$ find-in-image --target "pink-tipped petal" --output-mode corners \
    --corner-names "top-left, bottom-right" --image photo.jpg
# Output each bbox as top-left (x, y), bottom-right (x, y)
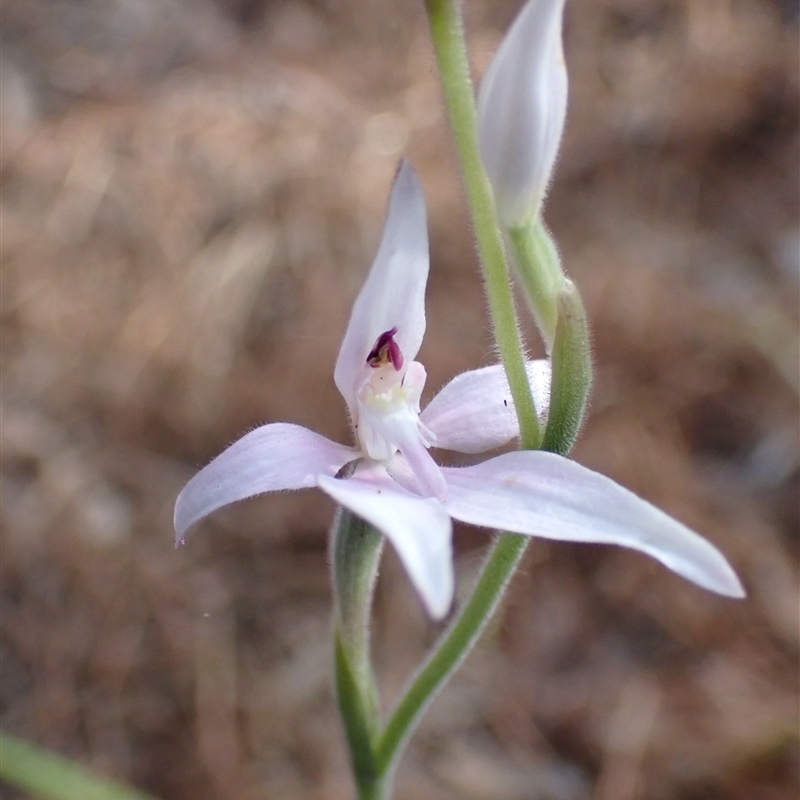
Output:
top-left (175, 423), bottom-right (357, 543)
top-left (318, 467), bottom-right (453, 619)
top-left (421, 360), bottom-right (551, 454)
top-left (442, 452), bottom-right (745, 598)
top-left (334, 160), bottom-right (429, 416)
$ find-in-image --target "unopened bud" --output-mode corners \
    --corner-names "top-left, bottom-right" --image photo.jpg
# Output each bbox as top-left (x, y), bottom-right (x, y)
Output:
top-left (477, 0), bottom-right (568, 228)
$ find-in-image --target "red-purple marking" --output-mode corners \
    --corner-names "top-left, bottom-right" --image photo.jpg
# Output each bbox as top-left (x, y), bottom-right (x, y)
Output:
top-left (367, 327), bottom-right (404, 371)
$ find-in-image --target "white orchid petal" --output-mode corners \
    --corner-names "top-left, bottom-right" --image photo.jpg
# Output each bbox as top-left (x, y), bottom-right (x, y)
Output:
top-left (174, 423), bottom-right (357, 543)
top-left (442, 452), bottom-right (745, 598)
top-left (318, 468), bottom-right (453, 619)
top-left (421, 360), bottom-right (551, 454)
top-left (359, 395), bottom-right (447, 499)
top-left (385, 453), bottom-right (422, 494)
top-left (394, 424), bottom-right (448, 500)
top-left (334, 160), bottom-right (429, 417)
top-left (478, 0), bottom-right (568, 227)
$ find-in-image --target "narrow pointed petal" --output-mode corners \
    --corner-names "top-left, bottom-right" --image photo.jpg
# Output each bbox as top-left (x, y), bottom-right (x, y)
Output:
top-left (318, 468), bottom-right (454, 618)
top-left (334, 160), bottom-right (429, 415)
top-left (478, 0), bottom-right (568, 227)
top-left (393, 423), bottom-right (448, 500)
top-left (175, 423), bottom-right (358, 543)
top-left (420, 360), bottom-right (551, 454)
top-left (442, 452), bottom-right (745, 598)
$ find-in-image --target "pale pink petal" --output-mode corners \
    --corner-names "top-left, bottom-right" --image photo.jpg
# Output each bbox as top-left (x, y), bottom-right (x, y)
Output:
top-left (334, 160), bottom-right (429, 416)
top-left (385, 453), bottom-right (421, 495)
top-left (175, 423), bottom-right (358, 543)
top-left (442, 452), bottom-right (745, 598)
top-left (420, 360), bottom-right (550, 453)
top-left (318, 467), bottom-right (453, 618)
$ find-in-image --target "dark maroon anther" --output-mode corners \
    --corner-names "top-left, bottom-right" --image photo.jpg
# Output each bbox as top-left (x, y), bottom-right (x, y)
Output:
top-left (367, 327), bottom-right (404, 371)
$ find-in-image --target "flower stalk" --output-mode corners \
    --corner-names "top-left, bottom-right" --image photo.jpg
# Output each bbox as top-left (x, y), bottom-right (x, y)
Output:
top-left (332, 507), bottom-right (384, 728)
top-left (507, 216), bottom-right (593, 455)
top-left (424, 0), bottom-right (541, 451)
top-left (331, 507), bottom-right (387, 797)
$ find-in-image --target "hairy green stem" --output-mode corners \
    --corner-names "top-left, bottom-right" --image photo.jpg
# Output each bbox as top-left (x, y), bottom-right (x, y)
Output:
top-left (361, 0), bottom-right (539, 781)
top-left (333, 508), bottom-right (384, 713)
top-left (335, 2), bottom-right (587, 794)
top-left (335, 632), bottom-right (384, 797)
top-left (331, 509), bottom-right (385, 795)
top-left (375, 533), bottom-right (527, 774)
top-left (425, 0), bottom-right (540, 450)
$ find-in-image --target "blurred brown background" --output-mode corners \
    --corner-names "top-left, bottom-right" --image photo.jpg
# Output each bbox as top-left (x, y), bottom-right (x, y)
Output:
top-left (1, 1), bottom-right (798, 798)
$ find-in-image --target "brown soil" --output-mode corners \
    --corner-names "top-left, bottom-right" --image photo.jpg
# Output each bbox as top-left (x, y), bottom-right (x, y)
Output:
top-left (2, 1), bottom-right (798, 799)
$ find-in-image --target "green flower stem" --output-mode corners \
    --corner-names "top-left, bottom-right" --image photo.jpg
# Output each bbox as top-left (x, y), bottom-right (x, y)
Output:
top-left (507, 218), bottom-right (567, 351)
top-left (333, 508), bottom-right (384, 707)
top-left (0, 730), bottom-right (160, 800)
top-left (368, 0), bottom-right (538, 782)
top-left (506, 218), bottom-right (593, 455)
top-left (375, 533), bottom-right (526, 775)
top-left (425, 0), bottom-right (540, 451)
top-left (331, 509), bottom-right (385, 792)
top-left (335, 3), bottom-right (594, 796)
top-left (334, 632), bottom-right (384, 798)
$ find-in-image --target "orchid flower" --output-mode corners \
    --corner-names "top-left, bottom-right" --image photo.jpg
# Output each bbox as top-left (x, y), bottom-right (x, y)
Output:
top-left (477, 0), bottom-right (568, 228)
top-left (174, 161), bottom-right (743, 619)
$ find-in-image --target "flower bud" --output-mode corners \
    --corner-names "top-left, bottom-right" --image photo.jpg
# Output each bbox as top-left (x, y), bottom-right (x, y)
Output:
top-left (477, 0), bottom-right (568, 228)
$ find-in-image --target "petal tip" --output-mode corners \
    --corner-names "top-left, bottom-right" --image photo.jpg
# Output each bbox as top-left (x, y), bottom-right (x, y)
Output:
top-left (420, 568), bottom-right (454, 620)
top-left (394, 157), bottom-right (417, 187)
top-left (173, 491), bottom-right (192, 547)
top-left (390, 159), bottom-right (426, 223)
top-left (173, 515), bottom-right (189, 547)
top-left (703, 549), bottom-right (746, 599)
top-left (695, 553), bottom-right (746, 600)
top-left (427, 595), bottom-right (452, 621)
top-left (718, 572), bottom-right (747, 600)
top-left (421, 535), bottom-right (455, 620)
